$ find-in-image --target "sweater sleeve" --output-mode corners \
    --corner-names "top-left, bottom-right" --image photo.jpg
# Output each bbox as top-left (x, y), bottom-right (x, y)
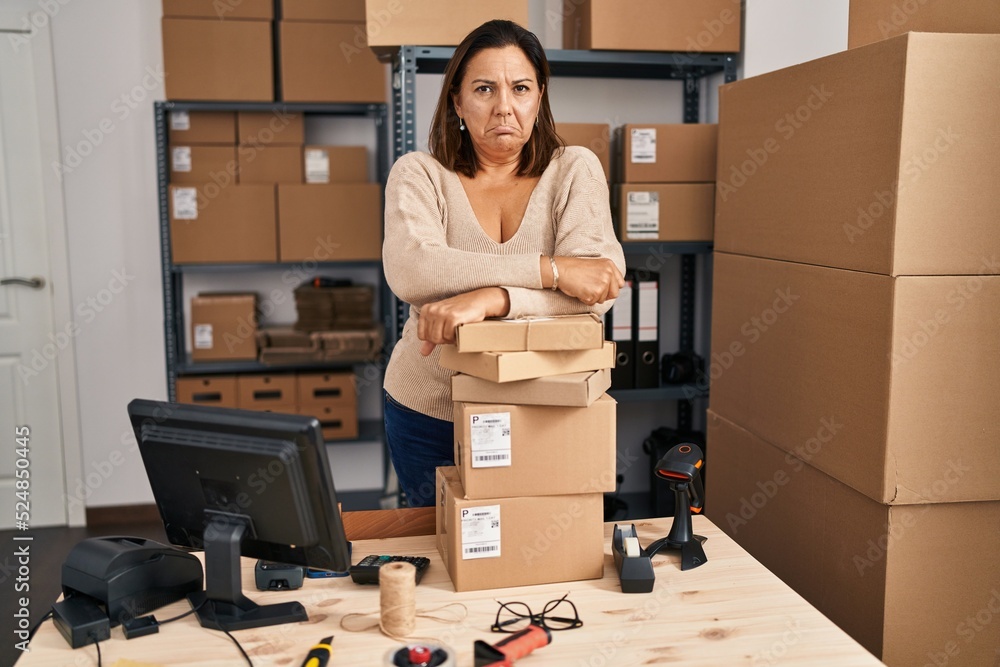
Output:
top-left (382, 154), bottom-right (544, 307)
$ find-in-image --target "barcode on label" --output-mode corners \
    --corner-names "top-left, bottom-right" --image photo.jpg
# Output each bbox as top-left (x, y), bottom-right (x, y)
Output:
top-left (464, 545), bottom-right (499, 554)
top-left (474, 454), bottom-right (510, 463)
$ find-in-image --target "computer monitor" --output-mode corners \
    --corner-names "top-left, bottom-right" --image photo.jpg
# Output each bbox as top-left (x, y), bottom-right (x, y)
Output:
top-left (127, 398), bottom-right (351, 632)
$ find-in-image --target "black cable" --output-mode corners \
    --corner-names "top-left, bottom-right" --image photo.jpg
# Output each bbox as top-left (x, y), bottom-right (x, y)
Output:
top-left (222, 628), bottom-right (253, 667)
top-left (91, 631), bottom-right (103, 667)
top-left (157, 599), bottom-right (206, 625)
top-left (27, 609), bottom-right (53, 642)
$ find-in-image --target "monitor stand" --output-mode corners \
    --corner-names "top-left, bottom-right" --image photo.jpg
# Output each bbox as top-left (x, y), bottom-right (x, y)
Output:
top-left (188, 514), bottom-right (307, 631)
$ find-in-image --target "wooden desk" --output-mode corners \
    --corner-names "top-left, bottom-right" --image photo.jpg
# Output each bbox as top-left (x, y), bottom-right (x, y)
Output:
top-left (19, 517), bottom-right (883, 666)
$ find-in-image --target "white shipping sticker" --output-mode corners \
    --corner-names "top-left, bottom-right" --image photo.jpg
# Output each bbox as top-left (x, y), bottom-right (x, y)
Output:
top-left (461, 505), bottom-right (501, 560)
top-left (194, 324), bottom-right (214, 349)
top-left (304, 148), bottom-right (331, 184)
top-left (172, 187), bottom-right (198, 220)
top-left (172, 147), bottom-right (192, 173)
top-left (638, 281), bottom-right (659, 342)
top-left (170, 111), bottom-right (190, 131)
top-left (626, 191), bottom-right (659, 240)
top-left (611, 282), bottom-right (633, 342)
top-left (470, 412), bottom-right (511, 468)
top-left (631, 128), bottom-right (656, 163)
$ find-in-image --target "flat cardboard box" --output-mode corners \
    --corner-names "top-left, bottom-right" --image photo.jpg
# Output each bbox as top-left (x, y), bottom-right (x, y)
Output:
top-left (705, 411), bottom-right (1000, 665)
top-left (169, 184), bottom-right (277, 263)
top-left (297, 372), bottom-right (357, 408)
top-left (169, 145), bottom-right (236, 185)
top-left (451, 369), bottom-right (611, 408)
top-left (848, 0), bottom-right (1000, 48)
top-left (715, 33), bottom-right (1000, 276)
top-left (280, 0), bottom-right (365, 21)
top-left (618, 124), bottom-right (718, 183)
top-left (556, 123), bottom-right (611, 180)
top-left (436, 467), bottom-right (605, 592)
top-left (366, 0), bottom-right (529, 49)
top-left (455, 314), bottom-right (604, 353)
top-left (276, 184), bottom-right (381, 262)
top-left (278, 22), bottom-right (386, 103)
top-left (237, 112), bottom-right (305, 146)
top-left (298, 405), bottom-right (359, 441)
top-left (453, 395), bottom-right (616, 499)
top-left (238, 145), bottom-right (304, 184)
top-left (563, 0), bottom-right (741, 52)
top-left (162, 0), bottom-right (273, 19)
top-left (162, 18), bottom-right (273, 101)
top-left (439, 341), bottom-right (615, 383)
top-left (303, 146), bottom-right (368, 184)
top-left (175, 376), bottom-right (239, 408)
top-left (617, 184), bottom-right (714, 242)
top-left (167, 111), bottom-right (236, 144)
top-left (190, 294), bottom-right (258, 361)
top-left (710, 252), bottom-right (1000, 504)
top-left (237, 374), bottom-right (298, 409)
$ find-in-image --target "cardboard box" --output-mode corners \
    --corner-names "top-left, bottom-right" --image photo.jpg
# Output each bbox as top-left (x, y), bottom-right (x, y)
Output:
top-left (556, 123), bottom-right (611, 180)
top-left (278, 22), bottom-right (386, 103)
top-left (366, 0), bottom-right (529, 49)
top-left (237, 112), bottom-right (305, 146)
top-left (451, 369), bottom-right (611, 408)
top-left (162, 0), bottom-right (273, 19)
top-left (175, 375), bottom-right (239, 408)
top-left (281, 0), bottom-right (365, 21)
top-left (563, 0), bottom-right (741, 52)
top-left (704, 411), bottom-right (1000, 665)
top-left (715, 33), bottom-right (1000, 276)
top-left (169, 185), bottom-right (277, 263)
top-left (298, 405), bottom-right (359, 441)
top-left (848, 0), bottom-right (1000, 49)
top-left (710, 252), bottom-right (1000, 504)
top-left (617, 184), bottom-right (714, 242)
top-left (618, 124), bottom-right (718, 183)
top-left (162, 18), bottom-right (273, 101)
top-left (168, 111), bottom-right (236, 144)
top-left (455, 314), bottom-right (604, 353)
top-left (453, 395), bottom-right (616, 499)
top-left (238, 145), bottom-right (304, 184)
top-left (439, 341), bottom-right (615, 383)
top-left (303, 146), bottom-right (369, 184)
top-left (237, 374), bottom-right (298, 409)
top-left (190, 293), bottom-right (258, 362)
top-left (297, 372), bottom-right (356, 408)
top-left (436, 467), bottom-right (605, 592)
top-left (276, 184), bottom-right (382, 262)
top-left (169, 145), bottom-right (236, 185)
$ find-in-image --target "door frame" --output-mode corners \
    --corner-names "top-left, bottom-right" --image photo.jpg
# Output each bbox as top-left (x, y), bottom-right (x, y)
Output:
top-left (1, 8), bottom-right (84, 526)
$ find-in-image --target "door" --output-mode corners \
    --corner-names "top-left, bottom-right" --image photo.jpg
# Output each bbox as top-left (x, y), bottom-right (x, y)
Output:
top-left (0, 12), bottom-right (70, 528)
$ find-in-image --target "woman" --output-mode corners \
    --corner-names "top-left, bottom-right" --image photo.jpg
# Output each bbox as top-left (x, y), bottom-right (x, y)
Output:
top-left (382, 20), bottom-right (626, 507)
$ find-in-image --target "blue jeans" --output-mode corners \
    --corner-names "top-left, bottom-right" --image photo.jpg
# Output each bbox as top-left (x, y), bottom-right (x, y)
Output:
top-left (384, 391), bottom-right (454, 507)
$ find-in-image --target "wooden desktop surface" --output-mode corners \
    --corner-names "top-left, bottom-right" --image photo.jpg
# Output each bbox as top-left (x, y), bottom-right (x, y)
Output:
top-left (19, 516), bottom-right (883, 666)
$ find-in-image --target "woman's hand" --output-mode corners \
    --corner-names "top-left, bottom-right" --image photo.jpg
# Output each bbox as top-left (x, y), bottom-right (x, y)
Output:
top-left (552, 257), bottom-right (625, 306)
top-left (417, 287), bottom-right (511, 356)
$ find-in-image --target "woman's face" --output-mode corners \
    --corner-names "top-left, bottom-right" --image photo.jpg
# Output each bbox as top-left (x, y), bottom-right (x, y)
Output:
top-left (452, 45), bottom-right (544, 164)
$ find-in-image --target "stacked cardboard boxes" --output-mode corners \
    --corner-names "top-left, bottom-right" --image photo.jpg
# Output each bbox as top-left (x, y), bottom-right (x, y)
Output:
top-left (705, 32), bottom-right (1000, 666)
top-left (435, 315), bottom-right (616, 592)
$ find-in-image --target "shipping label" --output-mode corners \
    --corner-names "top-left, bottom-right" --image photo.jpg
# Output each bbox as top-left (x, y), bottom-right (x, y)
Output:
top-left (626, 191), bottom-right (659, 240)
top-left (461, 505), bottom-right (501, 560)
top-left (470, 412), bottom-right (512, 468)
top-left (631, 128), bottom-right (657, 163)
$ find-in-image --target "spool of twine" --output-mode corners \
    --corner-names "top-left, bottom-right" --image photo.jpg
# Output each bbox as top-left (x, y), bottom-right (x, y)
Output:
top-left (379, 561), bottom-right (417, 638)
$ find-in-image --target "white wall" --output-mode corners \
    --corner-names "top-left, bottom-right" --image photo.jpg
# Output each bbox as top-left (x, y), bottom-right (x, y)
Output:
top-left (36, 0), bottom-right (851, 509)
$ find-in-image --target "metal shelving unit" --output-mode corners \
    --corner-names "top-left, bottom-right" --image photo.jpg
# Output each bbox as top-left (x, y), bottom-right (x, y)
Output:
top-left (387, 48), bottom-right (737, 430)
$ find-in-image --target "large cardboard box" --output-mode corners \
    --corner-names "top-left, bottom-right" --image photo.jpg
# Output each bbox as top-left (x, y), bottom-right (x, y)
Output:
top-left (455, 314), bottom-right (604, 353)
top-left (617, 184), bottom-right (714, 242)
top-left (169, 145), bottom-right (236, 185)
top-left (710, 252), bottom-right (1000, 504)
top-left (848, 0), bottom-right (1000, 49)
top-left (175, 376), bottom-right (239, 408)
top-left (237, 374), bottom-right (298, 410)
top-left (556, 123), bottom-right (611, 180)
top-left (237, 112), bottom-right (305, 146)
top-left (705, 411), bottom-right (1000, 666)
top-left (163, 0), bottom-right (273, 19)
top-left (190, 294), bottom-right (258, 362)
top-left (162, 18), bottom-right (273, 101)
top-left (238, 145), bottom-right (304, 184)
top-left (439, 341), bottom-right (615, 383)
top-left (276, 184), bottom-right (382, 262)
top-left (366, 0), bottom-right (529, 49)
top-left (563, 0), bottom-right (741, 52)
top-left (169, 185), bottom-right (277, 263)
top-left (278, 22), bottom-right (386, 103)
top-left (436, 467), bottom-right (605, 592)
top-left (168, 111), bottom-right (236, 144)
top-left (451, 369), bottom-right (611, 408)
top-left (303, 146), bottom-right (369, 184)
top-left (618, 124), bottom-right (718, 183)
top-left (281, 0), bottom-right (365, 21)
top-left (715, 33), bottom-right (1000, 276)
top-left (453, 395), bottom-right (616, 499)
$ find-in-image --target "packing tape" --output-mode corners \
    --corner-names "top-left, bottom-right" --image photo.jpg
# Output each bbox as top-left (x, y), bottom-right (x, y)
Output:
top-left (624, 536), bottom-right (641, 558)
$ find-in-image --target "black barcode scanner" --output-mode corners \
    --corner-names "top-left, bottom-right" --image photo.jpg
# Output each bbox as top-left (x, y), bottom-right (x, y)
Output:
top-left (645, 443), bottom-right (708, 570)
top-left (655, 444), bottom-right (705, 512)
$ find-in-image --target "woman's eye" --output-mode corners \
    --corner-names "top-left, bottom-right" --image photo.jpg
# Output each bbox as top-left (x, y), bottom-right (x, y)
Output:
top-left (514, 85), bottom-right (530, 93)
top-left (476, 85), bottom-right (492, 93)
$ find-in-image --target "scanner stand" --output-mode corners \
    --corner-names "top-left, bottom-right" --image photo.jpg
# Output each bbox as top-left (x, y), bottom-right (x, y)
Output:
top-left (643, 482), bottom-right (707, 571)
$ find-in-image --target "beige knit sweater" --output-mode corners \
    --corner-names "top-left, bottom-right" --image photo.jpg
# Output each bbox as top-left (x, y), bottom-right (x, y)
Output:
top-left (382, 146), bottom-right (626, 421)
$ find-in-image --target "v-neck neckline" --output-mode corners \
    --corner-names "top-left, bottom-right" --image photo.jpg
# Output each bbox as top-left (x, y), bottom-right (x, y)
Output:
top-left (453, 168), bottom-right (545, 247)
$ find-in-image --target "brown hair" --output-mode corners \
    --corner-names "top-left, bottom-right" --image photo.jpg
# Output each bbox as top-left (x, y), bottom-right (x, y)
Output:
top-left (429, 20), bottom-right (562, 178)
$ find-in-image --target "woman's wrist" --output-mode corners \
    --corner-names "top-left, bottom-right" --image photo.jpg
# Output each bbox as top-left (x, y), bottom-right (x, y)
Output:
top-left (482, 287), bottom-right (510, 318)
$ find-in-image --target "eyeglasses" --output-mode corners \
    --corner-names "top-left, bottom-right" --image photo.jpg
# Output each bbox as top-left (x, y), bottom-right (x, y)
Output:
top-left (490, 593), bottom-right (583, 633)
